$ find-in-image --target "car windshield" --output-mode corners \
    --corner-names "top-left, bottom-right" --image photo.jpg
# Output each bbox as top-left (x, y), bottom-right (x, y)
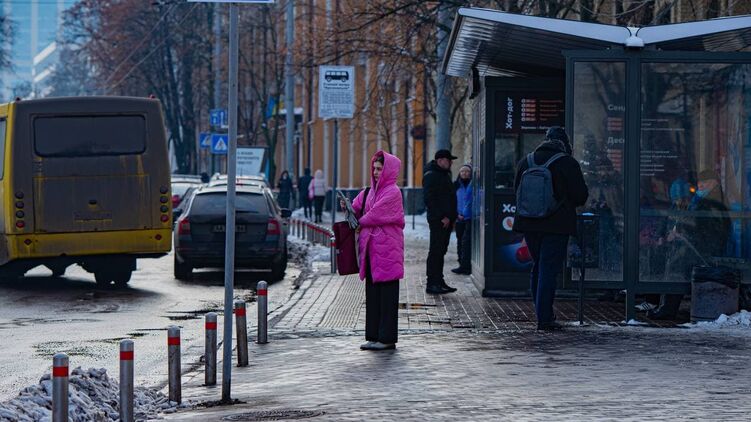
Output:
top-left (190, 192), bottom-right (268, 215)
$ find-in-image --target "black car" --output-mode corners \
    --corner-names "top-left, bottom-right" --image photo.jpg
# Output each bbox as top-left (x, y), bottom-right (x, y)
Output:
top-left (173, 185), bottom-right (291, 281)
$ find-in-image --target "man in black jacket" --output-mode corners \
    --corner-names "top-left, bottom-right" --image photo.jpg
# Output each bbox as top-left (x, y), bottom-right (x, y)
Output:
top-left (513, 127), bottom-right (588, 330)
top-left (423, 149), bottom-right (459, 294)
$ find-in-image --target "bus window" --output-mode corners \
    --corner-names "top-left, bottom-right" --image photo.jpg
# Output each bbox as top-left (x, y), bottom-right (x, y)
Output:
top-left (0, 118), bottom-right (5, 179)
top-left (33, 115), bottom-right (146, 157)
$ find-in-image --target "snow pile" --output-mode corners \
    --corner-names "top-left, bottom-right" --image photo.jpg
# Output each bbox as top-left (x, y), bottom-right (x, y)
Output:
top-left (0, 367), bottom-right (182, 422)
top-left (288, 236), bottom-right (330, 266)
top-left (686, 310), bottom-right (751, 329)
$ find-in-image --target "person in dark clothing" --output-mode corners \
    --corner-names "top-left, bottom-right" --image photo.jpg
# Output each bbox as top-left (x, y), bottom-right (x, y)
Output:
top-left (452, 164), bottom-right (472, 275)
top-left (647, 169), bottom-right (731, 320)
top-left (423, 149), bottom-right (459, 294)
top-left (277, 170), bottom-right (293, 209)
top-left (513, 127), bottom-right (589, 330)
top-left (298, 168), bottom-right (314, 219)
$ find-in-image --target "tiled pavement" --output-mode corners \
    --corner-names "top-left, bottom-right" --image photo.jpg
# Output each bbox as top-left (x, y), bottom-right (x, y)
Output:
top-left (163, 231), bottom-right (750, 421)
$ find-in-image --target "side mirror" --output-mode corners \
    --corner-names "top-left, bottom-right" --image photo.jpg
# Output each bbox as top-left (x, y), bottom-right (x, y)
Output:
top-left (280, 208), bottom-right (292, 218)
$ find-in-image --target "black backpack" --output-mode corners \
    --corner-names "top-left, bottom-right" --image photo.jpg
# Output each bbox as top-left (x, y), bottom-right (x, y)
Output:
top-left (516, 152), bottom-right (566, 219)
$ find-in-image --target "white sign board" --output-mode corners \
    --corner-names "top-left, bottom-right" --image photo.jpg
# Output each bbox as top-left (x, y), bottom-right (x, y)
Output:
top-left (236, 147), bottom-right (266, 176)
top-left (318, 65), bottom-right (355, 119)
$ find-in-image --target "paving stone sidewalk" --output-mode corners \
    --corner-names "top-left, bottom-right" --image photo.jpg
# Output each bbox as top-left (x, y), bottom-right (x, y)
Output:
top-left (163, 227), bottom-right (751, 421)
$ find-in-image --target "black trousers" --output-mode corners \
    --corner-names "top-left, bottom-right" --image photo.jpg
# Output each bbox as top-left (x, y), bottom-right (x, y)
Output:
top-left (313, 196), bottom-right (325, 222)
top-left (455, 220), bottom-right (466, 264)
top-left (365, 259), bottom-right (399, 344)
top-left (426, 220), bottom-right (452, 286)
top-left (300, 197), bottom-right (313, 218)
top-left (459, 221), bottom-right (472, 270)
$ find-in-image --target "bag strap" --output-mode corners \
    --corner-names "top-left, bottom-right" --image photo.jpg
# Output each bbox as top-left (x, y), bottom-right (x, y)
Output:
top-left (358, 187), bottom-right (371, 219)
top-left (542, 153), bottom-right (567, 168)
top-left (526, 153), bottom-right (536, 168)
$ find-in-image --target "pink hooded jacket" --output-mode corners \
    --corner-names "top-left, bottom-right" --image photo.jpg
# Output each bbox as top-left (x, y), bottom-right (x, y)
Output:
top-left (351, 151), bottom-right (405, 282)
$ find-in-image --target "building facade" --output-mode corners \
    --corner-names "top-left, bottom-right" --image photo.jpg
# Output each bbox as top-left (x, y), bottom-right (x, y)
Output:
top-left (0, 0), bottom-right (75, 100)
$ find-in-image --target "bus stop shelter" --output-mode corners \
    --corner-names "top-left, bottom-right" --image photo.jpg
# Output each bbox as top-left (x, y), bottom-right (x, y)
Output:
top-left (442, 7), bottom-right (751, 320)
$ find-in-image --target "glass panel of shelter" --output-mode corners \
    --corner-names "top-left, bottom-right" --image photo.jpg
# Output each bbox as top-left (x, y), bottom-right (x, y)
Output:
top-left (639, 62), bottom-right (751, 284)
top-left (571, 61), bottom-right (627, 283)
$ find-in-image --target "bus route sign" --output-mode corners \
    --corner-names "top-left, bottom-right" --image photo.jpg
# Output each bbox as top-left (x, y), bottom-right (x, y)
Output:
top-left (318, 65), bottom-right (355, 119)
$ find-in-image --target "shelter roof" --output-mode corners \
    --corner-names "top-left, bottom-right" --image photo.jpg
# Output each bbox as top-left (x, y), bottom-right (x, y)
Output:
top-left (443, 7), bottom-right (751, 78)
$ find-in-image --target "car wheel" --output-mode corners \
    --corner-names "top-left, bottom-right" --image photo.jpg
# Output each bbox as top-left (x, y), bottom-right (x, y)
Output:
top-left (270, 250), bottom-right (288, 281)
top-left (174, 255), bottom-right (192, 280)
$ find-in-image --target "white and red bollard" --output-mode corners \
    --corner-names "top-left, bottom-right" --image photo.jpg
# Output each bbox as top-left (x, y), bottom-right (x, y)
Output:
top-left (257, 281), bottom-right (268, 344)
top-left (234, 301), bottom-right (249, 367)
top-left (120, 339), bottom-right (134, 422)
top-left (52, 353), bottom-right (68, 422)
top-left (205, 312), bottom-right (217, 386)
top-left (167, 325), bottom-right (181, 403)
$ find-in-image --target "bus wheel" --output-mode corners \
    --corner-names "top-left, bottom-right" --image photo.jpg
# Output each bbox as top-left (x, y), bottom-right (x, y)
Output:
top-left (46, 264), bottom-right (67, 277)
top-left (113, 270), bottom-right (132, 286)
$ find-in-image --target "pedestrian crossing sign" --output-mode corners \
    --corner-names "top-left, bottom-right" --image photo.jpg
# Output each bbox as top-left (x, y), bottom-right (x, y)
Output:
top-left (199, 132), bottom-right (211, 149)
top-left (211, 134), bottom-right (228, 154)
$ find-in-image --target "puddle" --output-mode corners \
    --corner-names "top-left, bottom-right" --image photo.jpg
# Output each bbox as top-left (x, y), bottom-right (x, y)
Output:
top-left (163, 308), bottom-right (223, 321)
top-left (398, 303), bottom-right (437, 309)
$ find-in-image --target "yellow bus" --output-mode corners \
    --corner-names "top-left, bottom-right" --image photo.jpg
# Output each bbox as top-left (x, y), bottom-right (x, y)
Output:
top-left (0, 96), bottom-right (172, 286)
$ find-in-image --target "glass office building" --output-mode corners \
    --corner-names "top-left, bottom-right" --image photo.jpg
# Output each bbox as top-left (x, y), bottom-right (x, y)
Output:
top-left (1, 0), bottom-right (76, 99)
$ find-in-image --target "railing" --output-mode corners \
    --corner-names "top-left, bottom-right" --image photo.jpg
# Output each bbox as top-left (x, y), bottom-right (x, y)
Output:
top-left (290, 218), bottom-right (337, 273)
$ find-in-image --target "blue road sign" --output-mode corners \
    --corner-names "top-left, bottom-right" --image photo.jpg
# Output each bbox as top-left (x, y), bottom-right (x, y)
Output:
top-left (211, 134), bottom-right (229, 154)
top-left (210, 109), bottom-right (227, 127)
top-left (199, 132), bottom-right (211, 149)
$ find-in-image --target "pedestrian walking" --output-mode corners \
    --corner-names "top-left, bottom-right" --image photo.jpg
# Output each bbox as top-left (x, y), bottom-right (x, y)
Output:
top-left (423, 149), bottom-right (458, 294)
top-left (513, 126), bottom-right (588, 331)
top-left (277, 170), bottom-right (294, 209)
top-left (298, 168), bottom-right (313, 219)
top-left (311, 169), bottom-right (327, 223)
top-left (349, 151), bottom-right (404, 351)
top-left (452, 164), bottom-right (472, 275)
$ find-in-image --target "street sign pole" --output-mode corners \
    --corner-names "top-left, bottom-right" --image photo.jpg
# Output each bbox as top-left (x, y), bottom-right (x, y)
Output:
top-left (221, 2), bottom-right (239, 403)
top-left (332, 119), bottom-right (338, 226)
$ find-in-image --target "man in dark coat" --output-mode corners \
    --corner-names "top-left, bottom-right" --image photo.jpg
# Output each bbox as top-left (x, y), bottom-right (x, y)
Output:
top-left (423, 149), bottom-right (459, 294)
top-left (298, 168), bottom-right (313, 219)
top-left (513, 127), bottom-right (589, 330)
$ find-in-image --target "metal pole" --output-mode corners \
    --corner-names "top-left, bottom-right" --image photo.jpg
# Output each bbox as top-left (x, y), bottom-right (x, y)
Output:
top-left (52, 353), bottom-right (68, 422)
top-left (332, 119), bottom-right (339, 226)
top-left (257, 281), bottom-right (268, 344)
top-left (205, 312), bottom-right (217, 386)
top-left (119, 340), bottom-right (134, 422)
top-left (330, 236), bottom-right (337, 274)
top-left (212, 2), bottom-right (222, 175)
top-left (222, 3), bottom-right (239, 403)
top-left (234, 300), bottom-right (249, 367)
top-left (285, 0), bottom-right (296, 182)
top-left (167, 326), bottom-right (181, 404)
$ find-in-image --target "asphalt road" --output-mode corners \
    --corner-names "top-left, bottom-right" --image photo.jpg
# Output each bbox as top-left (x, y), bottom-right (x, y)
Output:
top-left (0, 252), bottom-right (300, 401)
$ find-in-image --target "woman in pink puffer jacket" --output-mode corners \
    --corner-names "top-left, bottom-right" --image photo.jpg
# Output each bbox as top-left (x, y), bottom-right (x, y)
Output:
top-left (351, 150), bottom-right (405, 351)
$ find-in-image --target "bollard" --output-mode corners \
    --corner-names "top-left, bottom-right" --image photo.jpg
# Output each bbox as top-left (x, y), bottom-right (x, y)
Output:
top-left (119, 340), bottom-right (134, 422)
top-left (52, 353), bottom-right (68, 422)
top-left (205, 312), bottom-right (218, 386)
top-left (330, 236), bottom-right (337, 274)
top-left (234, 301), bottom-right (249, 367)
top-left (257, 281), bottom-right (268, 344)
top-left (167, 326), bottom-right (181, 404)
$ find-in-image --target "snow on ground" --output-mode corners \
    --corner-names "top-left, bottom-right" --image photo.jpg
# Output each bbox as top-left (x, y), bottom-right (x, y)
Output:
top-left (288, 236), bottom-right (330, 265)
top-left (0, 368), bottom-right (185, 422)
top-left (679, 310), bottom-right (751, 330)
